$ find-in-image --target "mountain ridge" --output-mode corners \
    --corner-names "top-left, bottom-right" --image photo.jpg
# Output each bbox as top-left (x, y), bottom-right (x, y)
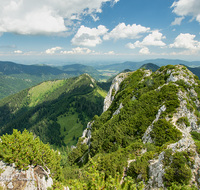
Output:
top-left (69, 64), bottom-right (200, 189)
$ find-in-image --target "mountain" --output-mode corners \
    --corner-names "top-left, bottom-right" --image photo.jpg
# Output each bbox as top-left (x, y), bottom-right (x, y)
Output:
top-left (68, 64), bottom-right (200, 189)
top-left (95, 59), bottom-right (200, 74)
top-left (0, 74), bottom-right (107, 148)
top-left (0, 61), bottom-right (107, 99)
top-left (139, 63), bottom-right (160, 72)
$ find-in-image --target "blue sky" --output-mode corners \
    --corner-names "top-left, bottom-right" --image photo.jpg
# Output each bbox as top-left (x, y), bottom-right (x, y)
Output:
top-left (0, 0), bottom-right (200, 63)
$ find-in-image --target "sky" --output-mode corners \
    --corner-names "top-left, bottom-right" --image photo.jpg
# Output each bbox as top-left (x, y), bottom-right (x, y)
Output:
top-left (0, 0), bottom-right (200, 64)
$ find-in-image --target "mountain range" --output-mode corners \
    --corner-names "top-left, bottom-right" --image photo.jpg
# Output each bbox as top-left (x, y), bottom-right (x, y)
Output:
top-left (1, 63), bottom-right (200, 189)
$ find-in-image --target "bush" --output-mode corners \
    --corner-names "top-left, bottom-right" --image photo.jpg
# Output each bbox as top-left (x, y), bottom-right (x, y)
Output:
top-left (164, 151), bottom-right (192, 187)
top-left (176, 117), bottom-right (190, 127)
top-left (150, 119), bottom-right (182, 146)
top-left (127, 151), bottom-right (154, 182)
top-left (0, 129), bottom-right (63, 181)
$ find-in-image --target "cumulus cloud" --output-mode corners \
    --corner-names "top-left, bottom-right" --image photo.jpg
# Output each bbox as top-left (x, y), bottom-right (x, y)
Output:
top-left (171, 0), bottom-right (200, 24)
top-left (71, 25), bottom-right (108, 47)
top-left (103, 23), bottom-right (150, 41)
top-left (61, 47), bottom-right (91, 54)
top-left (126, 30), bottom-right (166, 49)
top-left (171, 16), bottom-right (185, 25)
top-left (14, 50), bottom-right (22, 53)
top-left (139, 47), bottom-right (150, 54)
top-left (0, 0), bottom-right (119, 35)
top-left (45, 46), bottom-right (63, 54)
top-left (169, 33), bottom-right (200, 50)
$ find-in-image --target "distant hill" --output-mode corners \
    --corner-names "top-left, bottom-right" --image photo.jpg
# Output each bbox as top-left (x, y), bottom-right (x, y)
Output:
top-left (95, 59), bottom-right (200, 73)
top-left (0, 74), bottom-right (107, 148)
top-left (0, 61), bottom-right (107, 99)
top-left (139, 63), bottom-right (160, 72)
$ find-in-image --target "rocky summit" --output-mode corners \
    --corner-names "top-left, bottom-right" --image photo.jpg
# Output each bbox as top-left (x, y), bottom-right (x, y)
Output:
top-left (70, 65), bottom-right (200, 189)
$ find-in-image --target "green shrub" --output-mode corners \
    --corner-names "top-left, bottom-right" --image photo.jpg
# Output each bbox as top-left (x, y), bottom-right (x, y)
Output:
top-left (150, 119), bottom-right (182, 146)
top-left (176, 117), bottom-right (190, 127)
top-left (111, 88), bottom-right (116, 97)
top-left (191, 131), bottom-right (200, 141)
top-left (0, 129), bottom-right (63, 181)
top-left (164, 151), bottom-right (192, 187)
top-left (127, 151), bottom-right (154, 182)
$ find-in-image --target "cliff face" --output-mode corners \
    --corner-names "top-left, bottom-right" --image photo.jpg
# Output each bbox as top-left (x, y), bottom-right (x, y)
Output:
top-left (0, 161), bottom-right (53, 190)
top-left (75, 65), bottom-right (200, 189)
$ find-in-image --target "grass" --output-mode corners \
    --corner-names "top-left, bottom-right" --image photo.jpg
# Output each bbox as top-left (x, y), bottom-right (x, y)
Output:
top-left (97, 88), bottom-right (107, 98)
top-left (28, 80), bottom-right (66, 107)
top-left (57, 110), bottom-right (84, 147)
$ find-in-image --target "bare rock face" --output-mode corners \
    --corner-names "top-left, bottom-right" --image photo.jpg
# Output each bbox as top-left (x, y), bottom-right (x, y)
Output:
top-left (0, 161), bottom-right (53, 190)
top-left (103, 73), bottom-right (129, 112)
top-left (81, 121), bottom-right (93, 146)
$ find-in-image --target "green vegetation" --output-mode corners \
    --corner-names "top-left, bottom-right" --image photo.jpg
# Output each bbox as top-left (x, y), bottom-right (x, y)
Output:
top-left (191, 131), bottom-right (200, 154)
top-left (164, 150), bottom-right (193, 187)
top-left (0, 61), bottom-right (109, 99)
top-left (151, 119), bottom-right (182, 146)
top-left (1, 64), bottom-right (200, 189)
top-left (0, 129), bottom-right (63, 180)
top-left (176, 117), bottom-right (190, 127)
top-left (0, 74), bottom-right (106, 149)
top-left (127, 151), bottom-right (154, 182)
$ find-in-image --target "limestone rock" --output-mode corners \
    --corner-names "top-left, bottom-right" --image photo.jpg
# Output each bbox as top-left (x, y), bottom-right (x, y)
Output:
top-left (103, 73), bottom-right (129, 112)
top-left (0, 161), bottom-right (53, 190)
top-left (81, 121), bottom-right (94, 146)
top-left (112, 103), bottom-right (123, 117)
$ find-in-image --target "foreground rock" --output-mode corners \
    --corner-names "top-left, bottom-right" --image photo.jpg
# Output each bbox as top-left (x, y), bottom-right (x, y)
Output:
top-left (0, 161), bottom-right (53, 190)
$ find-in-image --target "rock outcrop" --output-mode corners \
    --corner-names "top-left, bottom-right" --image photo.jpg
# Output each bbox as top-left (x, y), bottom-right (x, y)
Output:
top-left (103, 72), bottom-right (129, 112)
top-left (142, 65), bottom-right (200, 189)
top-left (0, 161), bottom-right (53, 190)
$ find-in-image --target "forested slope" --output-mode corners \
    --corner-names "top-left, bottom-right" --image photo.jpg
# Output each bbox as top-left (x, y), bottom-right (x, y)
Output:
top-left (0, 61), bottom-right (106, 99)
top-left (68, 65), bottom-right (200, 189)
top-left (0, 74), bottom-right (107, 148)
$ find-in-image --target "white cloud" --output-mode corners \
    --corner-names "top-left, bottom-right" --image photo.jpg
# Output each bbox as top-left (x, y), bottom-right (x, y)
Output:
top-left (61, 47), bottom-right (91, 54)
top-left (139, 47), bottom-right (150, 55)
top-left (14, 50), bottom-right (22, 53)
top-left (126, 30), bottom-right (166, 49)
top-left (170, 50), bottom-right (199, 55)
top-left (71, 25), bottom-right (108, 47)
top-left (45, 46), bottom-right (63, 54)
top-left (171, 0), bottom-right (200, 24)
top-left (171, 16), bottom-right (185, 25)
top-left (0, 0), bottom-right (119, 35)
top-left (103, 23), bottom-right (150, 41)
top-left (105, 51), bottom-right (115, 55)
top-left (126, 43), bottom-right (136, 49)
top-left (169, 33), bottom-right (200, 50)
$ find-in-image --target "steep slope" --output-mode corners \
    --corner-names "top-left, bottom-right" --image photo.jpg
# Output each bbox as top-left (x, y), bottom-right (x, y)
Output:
top-left (0, 74), bottom-right (107, 148)
top-left (69, 65), bottom-right (200, 189)
top-left (0, 61), bottom-right (106, 99)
